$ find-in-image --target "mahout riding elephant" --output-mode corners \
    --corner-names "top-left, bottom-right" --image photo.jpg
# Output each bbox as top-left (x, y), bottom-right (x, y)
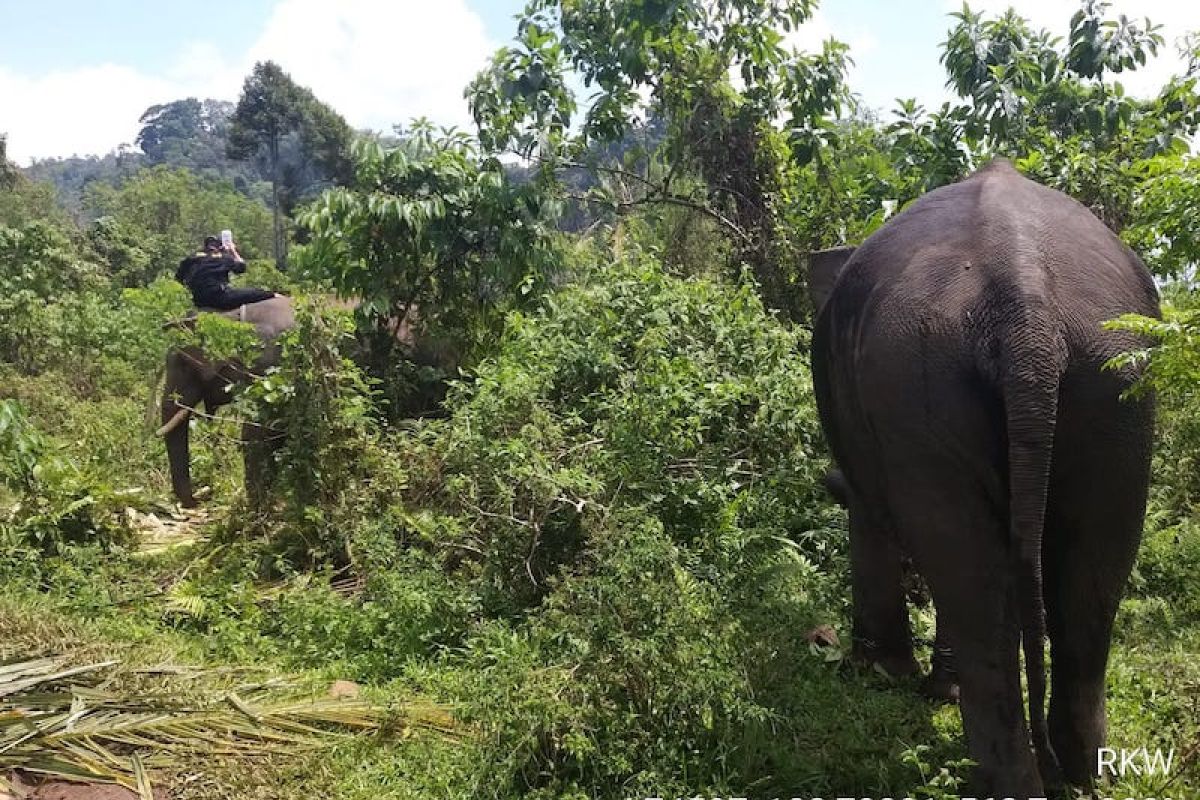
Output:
top-left (158, 296), bottom-right (454, 507)
top-left (806, 160), bottom-right (1158, 796)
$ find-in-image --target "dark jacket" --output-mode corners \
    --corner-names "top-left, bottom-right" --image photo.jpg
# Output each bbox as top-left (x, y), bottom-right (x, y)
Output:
top-left (176, 251), bottom-right (246, 296)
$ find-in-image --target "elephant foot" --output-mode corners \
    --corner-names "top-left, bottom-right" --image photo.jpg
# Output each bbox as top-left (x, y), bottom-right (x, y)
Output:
top-left (921, 646), bottom-right (960, 703)
top-left (177, 495), bottom-right (198, 509)
top-left (852, 637), bottom-right (920, 678)
top-left (920, 670), bottom-right (960, 703)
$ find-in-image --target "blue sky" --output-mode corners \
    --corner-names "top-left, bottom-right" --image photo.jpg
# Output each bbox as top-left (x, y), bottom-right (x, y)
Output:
top-left (1, 0), bottom-right (1195, 164)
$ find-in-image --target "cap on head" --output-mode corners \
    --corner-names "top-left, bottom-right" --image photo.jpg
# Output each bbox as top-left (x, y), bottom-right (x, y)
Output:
top-left (203, 235), bottom-right (221, 250)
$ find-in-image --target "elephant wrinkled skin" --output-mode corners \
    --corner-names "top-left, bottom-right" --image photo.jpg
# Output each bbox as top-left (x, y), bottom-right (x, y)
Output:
top-left (807, 160), bottom-right (1158, 796)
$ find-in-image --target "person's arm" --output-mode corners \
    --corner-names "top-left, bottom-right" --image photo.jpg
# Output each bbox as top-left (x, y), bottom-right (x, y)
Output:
top-left (224, 243), bottom-right (247, 274)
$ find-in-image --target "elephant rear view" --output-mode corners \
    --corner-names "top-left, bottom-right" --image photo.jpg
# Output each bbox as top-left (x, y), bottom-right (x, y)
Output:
top-left (809, 160), bottom-right (1158, 796)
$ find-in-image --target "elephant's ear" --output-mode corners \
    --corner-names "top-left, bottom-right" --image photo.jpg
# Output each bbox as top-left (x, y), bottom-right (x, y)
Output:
top-left (806, 246), bottom-right (857, 317)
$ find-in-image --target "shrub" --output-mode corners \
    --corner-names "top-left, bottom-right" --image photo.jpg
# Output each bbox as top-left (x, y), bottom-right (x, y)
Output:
top-left (389, 252), bottom-right (849, 795)
top-left (1107, 287), bottom-right (1200, 512)
top-left (411, 252), bottom-right (838, 610)
top-left (0, 399), bottom-right (129, 555)
top-left (240, 299), bottom-right (405, 570)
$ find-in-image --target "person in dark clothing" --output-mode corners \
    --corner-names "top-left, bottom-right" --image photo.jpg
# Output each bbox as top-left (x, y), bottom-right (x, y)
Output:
top-left (176, 235), bottom-right (278, 310)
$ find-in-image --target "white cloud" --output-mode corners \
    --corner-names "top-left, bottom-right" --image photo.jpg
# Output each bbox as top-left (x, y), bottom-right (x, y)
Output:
top-left (240, 0), bottom-right (494, 134)
top-left (3, 0), bottom-right (495, 164)
top-left (1, 64), bottom-right (179, 163)
top-left (944, 0), bottom-right (1199, 97)
top-left (786, 10), bottom-right (879, 61)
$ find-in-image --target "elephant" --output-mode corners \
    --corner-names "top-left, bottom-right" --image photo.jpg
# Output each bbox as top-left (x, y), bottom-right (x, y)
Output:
top-left (159, 296), bottom-right (454, 507)
top-left (806, 160), bottom-right (1158, 796)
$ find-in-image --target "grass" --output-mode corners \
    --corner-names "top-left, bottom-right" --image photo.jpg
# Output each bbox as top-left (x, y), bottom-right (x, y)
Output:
top-left (2, 309), bottom-right (1197, 797)
top-left (1, 514), bottom-right (1196, 798)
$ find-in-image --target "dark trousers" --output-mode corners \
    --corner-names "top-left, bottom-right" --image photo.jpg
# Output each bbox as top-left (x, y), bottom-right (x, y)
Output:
top-left (193, 286), bottom-right (276, 311)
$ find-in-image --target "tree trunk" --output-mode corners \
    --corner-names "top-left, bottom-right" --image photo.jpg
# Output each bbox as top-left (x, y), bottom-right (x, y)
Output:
top-left (270, 135), bottom-right (286, 271)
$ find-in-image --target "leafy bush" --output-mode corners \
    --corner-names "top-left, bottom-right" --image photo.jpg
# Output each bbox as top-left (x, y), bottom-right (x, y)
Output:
top-left (293, 124), bottom-right (561, 352)
top-left (264, 553), bottom-right (479, 680)
top-left (0, 399), bottom-right (129, 555)
top-left (240, 300), bottom-right (404, 570)
top-left (411, 252), bottom-right (836, 610)
top-left (384, 252), bottom-right (852, 795)
top-left (0, 221), bottom-right (108, 371)
top-left (1107, 288), bottom-right (1200, 511)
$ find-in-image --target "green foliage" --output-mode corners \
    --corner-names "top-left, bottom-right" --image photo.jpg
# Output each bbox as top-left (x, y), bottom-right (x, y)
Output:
top-left (0, 220), bottom-right (108, 371)
top-left (294, 125), bottom-right (561, 350)
top-left (375, 252), bottom-right (877, 796)
top-left (84, 165), bottom-right (274, 285)
top-left (241, 300), bottom-right (402, 569)
top-left (1105, 304), bottom-right (1200, 402)
top-left (0, 399), bottom-right (46, 491)
top-left (1128, 517), bottom-right (1200, 625)
top-left (414, 252), bottom-right (833, 610)
top-left (885, 100), bottom-right (971, 197)
top-left (0, 399), bottom-right (129, 556)
top-left (939, 2), bottom-right (1200, 232)
top-left (227, 60), bottom-right (355, 267)
top-left (899, 744), bottom-right (973, 800)
top-left (22, 148), bottom-right (144, 219)
top-left (227, 61), bottom-right (353, 186)
top-left (0, 167), bottom-right (67, 228)
top-left (468, 0), bottom-right (852, 319)
top-left (1122, 154), bottom-right (1200, 278)
top-left (137, 98), bottom-right (267, 194)
top-left (4, 5), bottom-right (1200, 797)
top-left (183, 312), bottom-right (263, 367)
top-left (264, 556), bottom-right (478, 680)
top-left (1108, 289), bottom-right (1200, 511)
top-left (470, 0), bottom-right (833, 153)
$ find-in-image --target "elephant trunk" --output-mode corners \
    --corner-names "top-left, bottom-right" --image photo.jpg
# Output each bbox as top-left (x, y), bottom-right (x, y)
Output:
top-left (162, 352), bottom-right (202, 507)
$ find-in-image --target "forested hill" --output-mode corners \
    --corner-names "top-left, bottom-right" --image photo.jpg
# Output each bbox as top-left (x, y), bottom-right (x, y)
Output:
top-left (23, 99), bottom-right (266, 217)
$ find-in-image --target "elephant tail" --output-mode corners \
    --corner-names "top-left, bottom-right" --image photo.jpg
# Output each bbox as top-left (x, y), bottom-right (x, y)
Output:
top-left (1001, 314), bottom-right (1066, 782)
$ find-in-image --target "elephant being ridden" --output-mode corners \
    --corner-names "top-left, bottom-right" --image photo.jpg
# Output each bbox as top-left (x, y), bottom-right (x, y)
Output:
top-left (159, 296), bottom-right (453, 507)
top-left (807, 160), bottom-right (1157, 796)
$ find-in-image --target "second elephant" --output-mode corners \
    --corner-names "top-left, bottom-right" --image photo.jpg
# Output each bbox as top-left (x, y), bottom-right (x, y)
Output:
top-left (808, 161), bottom-right (1157, 796)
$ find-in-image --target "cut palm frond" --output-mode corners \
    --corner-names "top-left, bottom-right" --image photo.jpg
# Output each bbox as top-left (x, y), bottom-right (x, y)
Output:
top-left (0, 655), bottom-right (458, 791)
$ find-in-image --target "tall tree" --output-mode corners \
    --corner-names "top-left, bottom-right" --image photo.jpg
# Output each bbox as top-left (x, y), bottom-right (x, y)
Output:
top-left (935, 1), bottom-right (1200, 234)
top-left (0, 134), bottom-right (18, 189)
top-left (137, 98), bottom-right (256, 185)
top-left (226, 61), bottom-right (354, 269)
top-left (468, 0), bottom-right (849, 320)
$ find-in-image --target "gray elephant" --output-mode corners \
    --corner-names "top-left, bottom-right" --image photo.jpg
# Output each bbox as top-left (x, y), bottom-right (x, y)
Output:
top-left (159, 297), bottom-right (454, 507)
top-left (807, 160), bottom-right (1157, 795)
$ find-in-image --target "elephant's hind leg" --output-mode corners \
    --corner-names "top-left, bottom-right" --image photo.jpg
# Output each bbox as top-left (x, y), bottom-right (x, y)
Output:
top-left (847, 498), bottom-right (920, 677)
top-left (1044, 387), bottom-right (1152, 787)
top-left (884, 462), bottom-right (1043, 796)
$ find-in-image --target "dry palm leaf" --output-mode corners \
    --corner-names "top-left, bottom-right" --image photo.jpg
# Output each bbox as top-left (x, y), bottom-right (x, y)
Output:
top-left (0, 655), bottom-right (457, 793)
